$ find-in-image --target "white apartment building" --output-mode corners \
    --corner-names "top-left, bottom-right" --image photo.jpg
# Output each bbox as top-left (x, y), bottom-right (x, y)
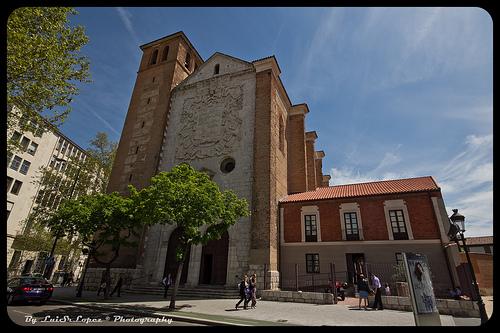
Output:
top-left (7, 107), bottom-right (93, 281)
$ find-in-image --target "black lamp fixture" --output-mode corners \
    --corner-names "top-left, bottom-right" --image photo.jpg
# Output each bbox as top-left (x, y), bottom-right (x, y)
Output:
top-left (450, 209), bottom-right (465, 233)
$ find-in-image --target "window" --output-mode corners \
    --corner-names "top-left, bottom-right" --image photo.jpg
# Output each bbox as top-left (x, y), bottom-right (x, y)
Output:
top-left (220, 157), bottom-right (235, 174)
top-left (27, 142), bottom-right (38, 155)
top-left (141, 121), bottom-right (145, 128)
top-left (389, 210), bottom-right (408, 240)
top-left (214, 64), bottom-right (220, 75)
top-left (49, 156), bottom-right (56, 168)
top-left (304, 214), bottom-right (318, 242)
top-left (135, 146), bottom-right (139, 154)
top-left (10, 155), bottom-right (22, 171)
top-left (152, 76), bottom-right (155, 83)
top-left (129, 174), bottom-right (133, 182)
top-left (7, 176), bottom-right (13, 192)
top-left (11, 131), bottom-right (22, 143)
top-left (20, 160), bottom-right (31, 175)
top-left (7, 152), bottom-right (13, 167)
top-left (147, 97), bottom-right (151, 104)
top-left (150, 49), bottom-right (158, 65)
top-left (56, 138), bottom-right (63, 151)
top-left (161, 45), bottom-right (169, 62)
top-left (185, 52), bottom-right (191, 69)
top-left (61, 142), bottom-right (67, 154)
top-left (10, 180), bottom-right (23, 195)
top-left (306, 253), bottom-right (320, 273)
top-left (20, 137), bottom-right (30, 151)
top-left (344, 212), bottom-right (360, 240)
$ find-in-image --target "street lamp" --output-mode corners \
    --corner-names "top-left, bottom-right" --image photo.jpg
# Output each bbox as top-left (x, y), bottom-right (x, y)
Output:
top-left (448, 209), bottom-right (488, 324)
top-left (76, 242), bottom-right (95, 298)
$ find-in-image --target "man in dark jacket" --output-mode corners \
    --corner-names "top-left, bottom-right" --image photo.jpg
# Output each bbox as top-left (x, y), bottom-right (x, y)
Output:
top-left (235, 275), bottom-right (248, 309)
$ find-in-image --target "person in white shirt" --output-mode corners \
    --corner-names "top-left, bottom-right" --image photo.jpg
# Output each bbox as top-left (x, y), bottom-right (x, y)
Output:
top-left (369, 272), bottom-right (384, 310)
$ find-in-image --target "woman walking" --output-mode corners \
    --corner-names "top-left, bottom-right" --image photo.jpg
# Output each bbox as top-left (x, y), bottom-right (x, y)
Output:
top-left (250, 273), bottom-right (257, 308)
top-left (357, 273), bottom-right (370, 310)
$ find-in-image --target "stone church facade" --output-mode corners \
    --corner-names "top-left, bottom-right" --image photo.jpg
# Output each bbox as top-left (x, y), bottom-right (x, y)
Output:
top-left (91, 31), bottom-right (329, 290)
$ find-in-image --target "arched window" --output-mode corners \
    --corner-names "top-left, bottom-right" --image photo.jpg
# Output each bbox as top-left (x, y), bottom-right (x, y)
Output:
top-left (184, 52), bottom-right (191, 69)
top-left (149, 49), bottom-right (158, 65)
top-left (161, 45), bottom-right (169, 62)
top-left (214, 64), bottom-right (220, 75)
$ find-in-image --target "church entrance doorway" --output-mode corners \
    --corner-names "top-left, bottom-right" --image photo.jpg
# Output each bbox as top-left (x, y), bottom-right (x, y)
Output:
top-left (164, 228), bottom-right (190, 285)
top-left (199, 231), bottom-right (229, 285)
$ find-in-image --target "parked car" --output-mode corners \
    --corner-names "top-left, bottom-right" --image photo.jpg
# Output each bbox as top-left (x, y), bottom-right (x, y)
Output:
top-left (7, 276), bottom-right (54, 305)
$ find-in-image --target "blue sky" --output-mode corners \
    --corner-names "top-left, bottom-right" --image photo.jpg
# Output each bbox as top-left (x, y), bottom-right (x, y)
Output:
top-left (60, 7), bottom-right (492, 237)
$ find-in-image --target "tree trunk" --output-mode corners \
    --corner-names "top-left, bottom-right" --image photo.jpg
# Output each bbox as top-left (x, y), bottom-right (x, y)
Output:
top-left (169, 260), bottom-right (184, 310)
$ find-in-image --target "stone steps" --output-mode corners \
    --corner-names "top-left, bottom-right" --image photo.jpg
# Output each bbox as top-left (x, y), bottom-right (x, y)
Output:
top-left (124, 285), bottom-right (240, 299)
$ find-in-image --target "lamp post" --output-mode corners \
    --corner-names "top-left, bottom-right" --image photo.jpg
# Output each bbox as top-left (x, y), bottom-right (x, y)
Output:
top-left (76, 242), bottom-right (94, 298)
top-left (448, 209), bottom-right (488, 324)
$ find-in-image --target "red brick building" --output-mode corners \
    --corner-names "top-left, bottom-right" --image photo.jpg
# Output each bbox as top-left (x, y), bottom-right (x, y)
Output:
top-left (279, 176), bottom-right (462, 294)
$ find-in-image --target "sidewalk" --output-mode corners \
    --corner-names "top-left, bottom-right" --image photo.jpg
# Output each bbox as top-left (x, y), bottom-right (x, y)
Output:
top-left (50, 287), bottom-right (483, 326)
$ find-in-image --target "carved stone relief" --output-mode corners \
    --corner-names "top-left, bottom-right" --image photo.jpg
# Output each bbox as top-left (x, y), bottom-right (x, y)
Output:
top-left (175, 84), bottom-right (243, 160)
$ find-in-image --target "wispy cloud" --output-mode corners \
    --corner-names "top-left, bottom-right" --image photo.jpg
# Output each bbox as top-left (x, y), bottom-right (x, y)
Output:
top-left (328, 133), bottom-right (492, 236)
top-left (116, 7), bottom-right (140, 45)
top-left (77, 99), bottom-right (121, 137)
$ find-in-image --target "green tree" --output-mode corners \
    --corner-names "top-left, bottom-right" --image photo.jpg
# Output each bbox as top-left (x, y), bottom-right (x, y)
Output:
top-left (86, 132), bottom-right (118, 192)
top-left (45, 192), bottom-right (142, 299)
top-left (134, 163), bottom-right (250, 310)
top-left (7, 7), bottom-right (90, 153)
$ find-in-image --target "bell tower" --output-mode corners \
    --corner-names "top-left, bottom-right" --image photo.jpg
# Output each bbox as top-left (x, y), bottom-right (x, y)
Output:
top-left (106, 32), bottom-right (203, 268)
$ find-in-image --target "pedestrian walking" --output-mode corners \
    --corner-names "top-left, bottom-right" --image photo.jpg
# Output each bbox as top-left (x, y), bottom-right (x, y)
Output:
top-left (97, 272), bottom-right (107, 296)
top-left (369, 272), bottom-right (384, 310)
top-left (110, 276), bottom-right (123, 297)
top-left (162, 273), bottom-right (172, 298)
top-left (250, 273), bottom-right (257, 308)
top-left (357, 273), bottom-right (370, 310)
top-left (235, 274), bottom-right (248, 309)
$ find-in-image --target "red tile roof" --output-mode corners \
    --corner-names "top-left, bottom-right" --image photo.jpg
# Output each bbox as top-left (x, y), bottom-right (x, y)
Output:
top-left (280, 176), bottom-right (440, 203)
top-left (465, 236), bottom-right (493, 246)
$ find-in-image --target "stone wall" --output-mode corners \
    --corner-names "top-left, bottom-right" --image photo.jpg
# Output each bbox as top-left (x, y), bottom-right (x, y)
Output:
top-left (82, 268), bottom-right (141, 291)
top-left (368, 295), bottom-right (481, 318)
top-left (261, 290), bottom-right (334, 304)
top-left (151, 53), bottom-right (257, 286)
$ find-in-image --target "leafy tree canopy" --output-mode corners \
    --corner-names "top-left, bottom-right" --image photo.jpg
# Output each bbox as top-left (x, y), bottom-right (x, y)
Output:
top-left (7, 7), bottom-right (90, 151)
top-left (135, 163), bottom-right (250, 251)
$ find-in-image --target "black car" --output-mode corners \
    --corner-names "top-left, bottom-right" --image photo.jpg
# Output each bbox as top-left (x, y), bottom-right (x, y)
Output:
top-left (7, 276), bottom-right (54, 305)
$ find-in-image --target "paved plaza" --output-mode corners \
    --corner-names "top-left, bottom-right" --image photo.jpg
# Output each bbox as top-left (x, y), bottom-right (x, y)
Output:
top-left (25, 287), bottom-right (492, 326)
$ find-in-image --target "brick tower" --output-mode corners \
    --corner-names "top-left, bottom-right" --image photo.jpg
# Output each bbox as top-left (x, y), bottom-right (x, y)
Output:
top-left (106, 32), bottom-right (203, 268)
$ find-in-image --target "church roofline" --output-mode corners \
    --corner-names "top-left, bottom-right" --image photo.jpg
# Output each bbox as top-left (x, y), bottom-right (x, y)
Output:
top-left (207, 52), bottom-right (253, 66)
top-left (140, 31), bottom-right (204, 63)
top-left (252, 55), bottom-right (283, 74)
